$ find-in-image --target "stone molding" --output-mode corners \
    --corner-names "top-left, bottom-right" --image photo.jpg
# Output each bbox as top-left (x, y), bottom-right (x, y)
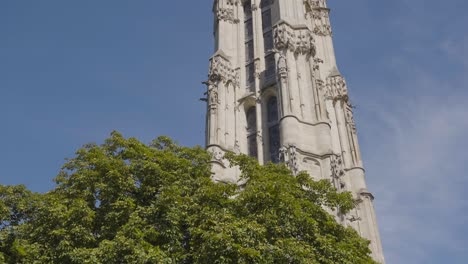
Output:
top-left (207, 144), bottom-right (228, 168)
top-left (216, 7), bottom-right (236, 23)
top-left (325, 74), bottom-right (349, 102)
top-left (279, 115), bottom-right (331, 130)
top-left (330, 154), bottom-right (347, 190)
top-left (277, 54), bottom-right (288, 80)
top-left (330, 155), bottom-right (345, 179)
top-left (273, 22), bottom-right (316, 56)
top-left (208, 52), bottom-right (239, 85)
top-left (345, 104), bottom-right (357, 134)
top-left (214, 0), bottom-right (241, 24)
top-left (304, 0), bottom-right (332, 36)
top-left (279, 145), bottom-right (299, 175)
top-left (207, 86), bottom-right (220, 112)
top-left (359, 190), bottom-right (375, 201)
top-left (313, 23), bottom-right (332, 37)
top-left (304, 0), bottom-right (328, 9)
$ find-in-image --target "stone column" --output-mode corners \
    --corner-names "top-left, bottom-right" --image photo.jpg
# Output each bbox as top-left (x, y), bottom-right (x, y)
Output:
top-left (254, 59), bottom-right (264, 164)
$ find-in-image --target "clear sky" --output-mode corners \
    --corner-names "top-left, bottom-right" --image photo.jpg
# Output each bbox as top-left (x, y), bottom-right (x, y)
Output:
top-left (1, 0), bottom-right (467, 263)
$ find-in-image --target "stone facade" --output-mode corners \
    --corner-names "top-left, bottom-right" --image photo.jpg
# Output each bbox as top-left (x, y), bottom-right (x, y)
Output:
top-left (203, 0), bottom-right (385, 262)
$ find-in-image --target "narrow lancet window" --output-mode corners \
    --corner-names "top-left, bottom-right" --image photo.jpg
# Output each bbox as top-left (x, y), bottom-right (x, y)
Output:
top-left (246, 107), bottom-right (258, 159)
top-left (267, 97), bottom-right (280, 163)
top-left (244, 1), bottom-right (255, 91)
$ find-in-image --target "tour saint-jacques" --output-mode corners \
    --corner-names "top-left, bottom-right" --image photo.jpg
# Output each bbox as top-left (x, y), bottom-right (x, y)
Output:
top-left (202, 1), bottom-right (385, 263)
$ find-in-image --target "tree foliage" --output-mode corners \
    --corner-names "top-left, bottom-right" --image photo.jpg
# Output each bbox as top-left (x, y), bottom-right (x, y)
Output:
top-left (0, 132), bottom-right (377, 263)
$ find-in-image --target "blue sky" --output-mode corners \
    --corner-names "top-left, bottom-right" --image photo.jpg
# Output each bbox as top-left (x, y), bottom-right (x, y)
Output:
top-left (1, 0), bottom-right (467, 263)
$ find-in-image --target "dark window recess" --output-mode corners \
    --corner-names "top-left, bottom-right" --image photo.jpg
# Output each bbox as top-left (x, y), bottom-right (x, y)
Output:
top-left (269, 125), bottom-right (280, 163)
top-left (246, 107), bottom-right (258, 159)
top-left (244, 19), bottom-right (253, 40)
top-left (244, 1), bottom-right (253, 39)
top-left (260, 0), bottom-right (273, 8)
top-left (246, 107), bottom-right (257, 132)
top-left (263, 31), bottom-right (274, 52)
top-left (244, 1), bottom-right (255, 91)
top-left (248, 135), bottom-right (258, 159)
top-left (262, 9), bottom-right (272, 30)
top-left (267, 97), bottom-right (280, 163)
top-left (246, 63), bottom-right (255, 88)
top-left (267, 97), bottom-right (279, 123)
top-left (261, 1), bottom-right (275, 83)
top-left (245, 40), bottom-right (254, 63)
top-left (265, 54), bottom-right (276, 79)
top-left (244, 1), bottom-right (252, 18)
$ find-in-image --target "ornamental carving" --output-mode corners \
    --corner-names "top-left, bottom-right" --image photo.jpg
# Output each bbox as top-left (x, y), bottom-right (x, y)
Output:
top-left (347, 215), bottom-right (362, 223)
top-left (330, 155), bottom-right (345, 179)
top-left (315, 79), bottom-right (325, 91)
top-left (345, 105), bottom-right (357, 133)
top-left (216, 7), bottom-right (236, 23)
top-left (277, 55), bottom-right (288, 80)
top-left (208, 54), bottom-right (238, 85)
top-left (280, 145), bottom-right (299, 175)
top-left (313, 58), bottom-right (324, 71)
top-left (254, 58), bottom-right (261, 78)
top-left (325, 75), bottom-right (348, 102)
top-left (311, 8), bottom-right (329, 20)
top-left (304, 0), bottom-right (332, 37)
top-left (359, 191), bottom-right (375, 201)
top-left (296, 29), bottom-right (316, 55)
top-left (234, 140), bottom-right (241, 154)
top-left (330, 155), bottom-right (346, 190)
top-left (215, 0), bottom-right (240, 4)
top-left (274, 23), bottom-right (295, 51)
top-left (210, 146), bottom-right (226, 164)
top-left (273, 23), bottom-right (316, 56)
top-left (304, 0), bottom-right (327, 9)
top-left (208, 87), bottom-right (220, 112)
top-left (313, 24), bottom-right (332, 37)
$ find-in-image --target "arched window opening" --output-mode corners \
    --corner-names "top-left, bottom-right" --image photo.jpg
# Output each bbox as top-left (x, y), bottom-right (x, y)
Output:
top-left (246, 107), bottom-right (258, 159)
top-left (267, 97), bottom-right (280, 163)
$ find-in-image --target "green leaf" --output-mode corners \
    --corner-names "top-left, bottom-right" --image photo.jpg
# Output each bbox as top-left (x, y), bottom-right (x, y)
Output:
top-left (0, 132), bottom-right (377, 263)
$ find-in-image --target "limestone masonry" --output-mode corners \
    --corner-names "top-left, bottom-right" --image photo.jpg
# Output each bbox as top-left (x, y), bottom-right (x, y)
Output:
top-left (203, 1), bottom-right (385, 262)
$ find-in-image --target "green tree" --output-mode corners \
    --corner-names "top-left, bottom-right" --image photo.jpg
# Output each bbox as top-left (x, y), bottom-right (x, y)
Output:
top-left (0, 132), bottom-right (377, 263)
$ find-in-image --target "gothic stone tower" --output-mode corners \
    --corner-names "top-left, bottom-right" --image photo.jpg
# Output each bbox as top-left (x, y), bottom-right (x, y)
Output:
top-left (203, 0), bottom-right (385, 262)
